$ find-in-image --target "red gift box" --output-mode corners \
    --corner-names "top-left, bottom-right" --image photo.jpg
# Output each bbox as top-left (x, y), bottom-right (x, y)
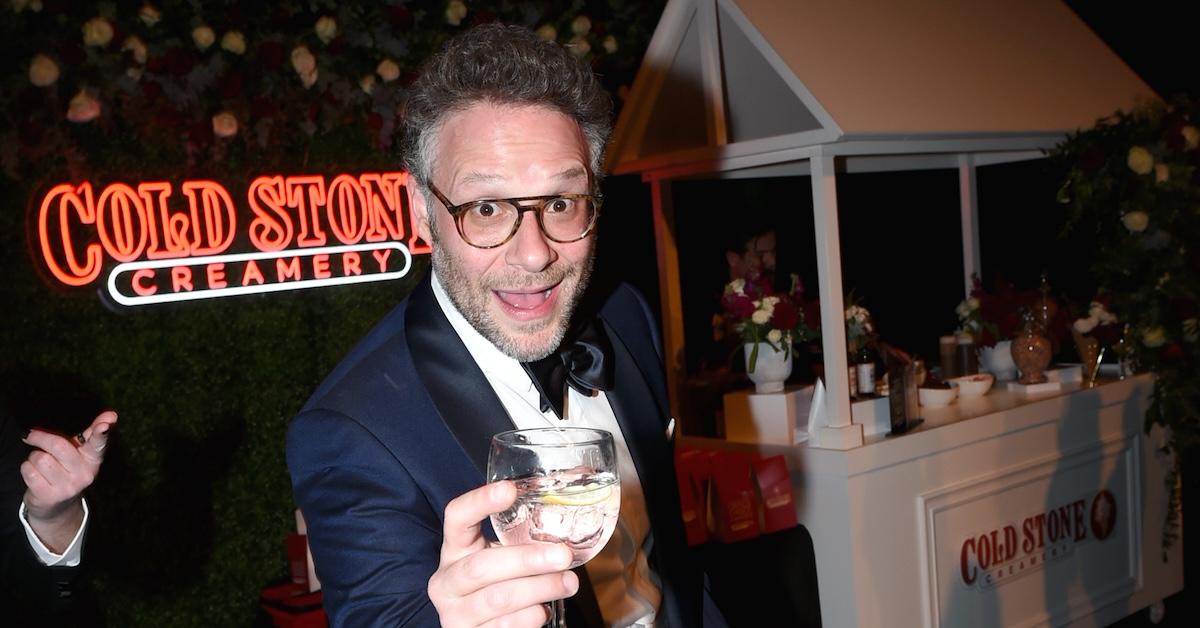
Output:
top-left (710, 451), bottom-right (760, 543)
top-left (260, 582), bottom-right (326, 628)
top-left (753, 456), bottom-right (798, 533)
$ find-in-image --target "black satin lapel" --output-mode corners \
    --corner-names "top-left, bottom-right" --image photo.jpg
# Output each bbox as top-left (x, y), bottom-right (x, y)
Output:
top-left (405, 276), bottom-right (514, 478)
top-left (601, 319), bottom-right (672, 511)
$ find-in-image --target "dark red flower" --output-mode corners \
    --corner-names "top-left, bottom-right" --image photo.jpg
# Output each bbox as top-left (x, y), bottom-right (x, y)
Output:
top-left (1161, 343), bottom-right (1185, 364)
top-left (1164, 111), bottom-right (1187, 152)
top-left (1171, 298), bottom-right (1199, 321)
top-left (145, 55), bottom-right (165, 74)
top-left (57, 43), bottom-right (86, 66)
top-left (471, 9), bottom-right (498, 26)
top-left (258, 41), bottom-right (285, 70)
top-left (367, 112), bottom-right (383, 130)
top-left (141, 79), bottom-right (162, 102)
top-left (219, 71), bottom-right (244, 100)
top-left (164, 47), bottom-right (195, 76)
top-left (400, 70), bottom-right (419, 87)
top-left (722, 293), bottom-right (755, 319)
top-left (251, 97), bottom-right (278, 119)
top-left (772, 300), bottom-right (800, 330)
top-left (389, 6), bottom-right (414, 32)
top-left (803, 300), bottom-right (822, 330)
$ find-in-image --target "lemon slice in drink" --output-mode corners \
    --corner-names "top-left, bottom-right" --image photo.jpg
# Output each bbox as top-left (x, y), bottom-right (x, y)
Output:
top-left (540, 483), bottom-right (613, 507)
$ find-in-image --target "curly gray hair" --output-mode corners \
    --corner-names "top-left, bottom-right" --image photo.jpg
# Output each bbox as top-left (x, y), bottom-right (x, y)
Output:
top-left (399, 23), bottom-right (613, 189)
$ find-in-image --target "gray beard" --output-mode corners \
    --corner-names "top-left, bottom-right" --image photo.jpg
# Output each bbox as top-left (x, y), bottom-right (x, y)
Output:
top-left (429, 220), bottom-right (595, 362)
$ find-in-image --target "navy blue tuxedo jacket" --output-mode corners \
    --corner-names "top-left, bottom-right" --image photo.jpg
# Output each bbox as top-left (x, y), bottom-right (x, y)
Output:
top-left (287, 276), bottom-right (722, 627)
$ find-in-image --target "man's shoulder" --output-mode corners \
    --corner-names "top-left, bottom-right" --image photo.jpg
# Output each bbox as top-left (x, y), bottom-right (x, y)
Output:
top-left (598, 282), bottom-right (660, 348)
top-left (301, 297), bottom-right (414, 414)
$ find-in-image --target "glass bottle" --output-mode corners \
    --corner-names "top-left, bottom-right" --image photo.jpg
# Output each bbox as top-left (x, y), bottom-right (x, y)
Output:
top-left (855, 344), bottom-right (877, 397)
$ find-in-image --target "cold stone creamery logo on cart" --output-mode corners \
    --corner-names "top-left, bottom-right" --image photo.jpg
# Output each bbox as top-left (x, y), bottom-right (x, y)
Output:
top-left (958, 489), bottom-right (1117, 589)
top-left (35, 173), bottom-right (427, 305)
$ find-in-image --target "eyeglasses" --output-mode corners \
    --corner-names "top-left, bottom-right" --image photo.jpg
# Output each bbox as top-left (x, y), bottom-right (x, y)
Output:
top-left (426, 182), bottom-right (602, 249)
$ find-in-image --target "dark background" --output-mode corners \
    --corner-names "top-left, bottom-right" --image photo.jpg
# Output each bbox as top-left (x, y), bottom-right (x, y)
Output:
top-left (0, 1), bottom-right (1194, 625)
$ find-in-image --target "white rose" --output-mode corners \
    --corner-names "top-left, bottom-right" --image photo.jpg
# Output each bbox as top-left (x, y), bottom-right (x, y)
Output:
top-left (212, 111), bottom-right (238, 138)
top-left (602, 35), bottom-right (617, 54)
top-left (301, 68), bottom-right (318, 88)
top-left (122, 36), bottom-right (147, 64)
top-left (315, 16), bottom-right (337, 44)
top-left (125, 66), bottom-right (143, 80)
top-left (445, 0), bottom-right (467, 26)
top-left (968, 297), bottom-right (980, 310)
top-left (761, 296), bottom-right (780, 310)
top-left (1121, 211), bottom-right (1149, 233)
top-left (536, 24), bottom-right (557, 42)
top-left (82, 17), bottom-right (113, 47)
top-left (66, 89), bottom-right (100, 123)
top-left (767, 329), bottom-right (782, 344)
top-left (28, 54), bottom-right (59, 87)
top-left (1073, 316), bottom-right (1098, 334)
top-left (193, 26), bottom-right (216, 51)
top-left (751, 310), bottom-right (771, 325)
top-left (1182, 126), bottom-right (1200, 151)
top-left (221, 31), bottom-right (246, 55)
top-left (291, 46), bottom-right (316, 75)
top-left (376, 58), bottom-right (400, 83)
top-left (1141, 326), bottom-right (1167, 348)
top-left (1155, 163), bottom-right (1169, 184)
top-left (571, 15), bottom-right (592, 36)
top-left (568, 35), bottom-right (590, 56)
top-left (1126, 146), bottom-right (1154, 175)
top-left (359, 74), bottom-right (376, 95)
top-left (728, 278), bottom-right (745, 295)
top-left (139, 3), bottom-right (161, 27)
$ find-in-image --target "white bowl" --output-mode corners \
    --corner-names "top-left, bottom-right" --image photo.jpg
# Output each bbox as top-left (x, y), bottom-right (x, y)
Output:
top-left (949, 373), bottom-right (995, 399)
top-left (918, 386), bottom-right (958, 408)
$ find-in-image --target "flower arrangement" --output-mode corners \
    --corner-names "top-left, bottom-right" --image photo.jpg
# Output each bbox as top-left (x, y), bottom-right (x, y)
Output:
top-left (1053, 97), bottom-right (1200, 550)
top-left (0, 1), bottom-right (659, 181)
top-left (844, 304), bottom-right (874, 353)
top-left (955, 274), bottom-right (1039, 348)
top-left (721, 274), bottom-right (817, 372)
top-left (1072, 299), bottom-right (1122, 347)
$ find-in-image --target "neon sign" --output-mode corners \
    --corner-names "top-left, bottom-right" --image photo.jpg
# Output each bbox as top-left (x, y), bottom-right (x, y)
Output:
top-left (36, 172), bottom-right (428, 305)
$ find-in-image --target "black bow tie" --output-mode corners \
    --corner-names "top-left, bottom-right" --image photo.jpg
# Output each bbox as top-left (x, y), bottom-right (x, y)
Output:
top-left (521, 318), bottom-right (614, 419)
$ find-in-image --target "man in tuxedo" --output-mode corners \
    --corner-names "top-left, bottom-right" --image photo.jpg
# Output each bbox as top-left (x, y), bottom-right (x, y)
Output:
top-left (287, 23), bottom-right (726, 627)
top-left (1, 407), bottom-right (117, 623)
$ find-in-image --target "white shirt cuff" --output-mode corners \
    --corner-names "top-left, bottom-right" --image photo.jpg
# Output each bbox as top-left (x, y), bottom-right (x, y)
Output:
top-left (18, 498), bottom-right (88, 567)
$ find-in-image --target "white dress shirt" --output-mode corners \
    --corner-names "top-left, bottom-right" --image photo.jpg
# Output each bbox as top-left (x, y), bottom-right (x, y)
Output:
top-left (432, 272), bottom-right (662, 627)
top-left (18, 499), bottom-right (88, 566)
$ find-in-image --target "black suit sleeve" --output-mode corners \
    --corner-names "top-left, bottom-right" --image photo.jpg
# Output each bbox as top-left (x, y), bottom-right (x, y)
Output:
top-left (0, 410), bottom-right (86, 624)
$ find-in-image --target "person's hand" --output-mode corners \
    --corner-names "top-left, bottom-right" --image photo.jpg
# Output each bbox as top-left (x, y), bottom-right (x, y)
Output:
top-left (427, 480), bottom-right (579, 627)
top-left (21, 410), bottom-right (118, 552)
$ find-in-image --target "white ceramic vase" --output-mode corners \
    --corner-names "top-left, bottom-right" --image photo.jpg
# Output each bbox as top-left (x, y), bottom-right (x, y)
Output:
top-left (979, 339), bottom-right (1017, 381)
top-left (744, 342), bottom-right (792, 394)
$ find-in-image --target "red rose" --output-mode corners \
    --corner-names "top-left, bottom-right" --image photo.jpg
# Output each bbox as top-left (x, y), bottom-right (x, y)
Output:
top-left (1161, 343), bottom-right (1185, 364)
top-left (165, 47), bottom-right (195, 76)
top-left (471, 9), bottom-right (498, 25)
top-left (772, 300), bottom-right (800, 330)
top-left (219, 71), bottom-right (244, 100)
top-left (722, 293), bottom-right (755, 319)
top-left (367, 112), bottom-right (383, 130)
top-left (802, 300), bottom-right (822, 330)
top-left (251, 97), bottom-right (278, 119)
top-left (389, 6), bottom-right (414, 32)
top-left (141, 79), bottom-right (162, 102)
